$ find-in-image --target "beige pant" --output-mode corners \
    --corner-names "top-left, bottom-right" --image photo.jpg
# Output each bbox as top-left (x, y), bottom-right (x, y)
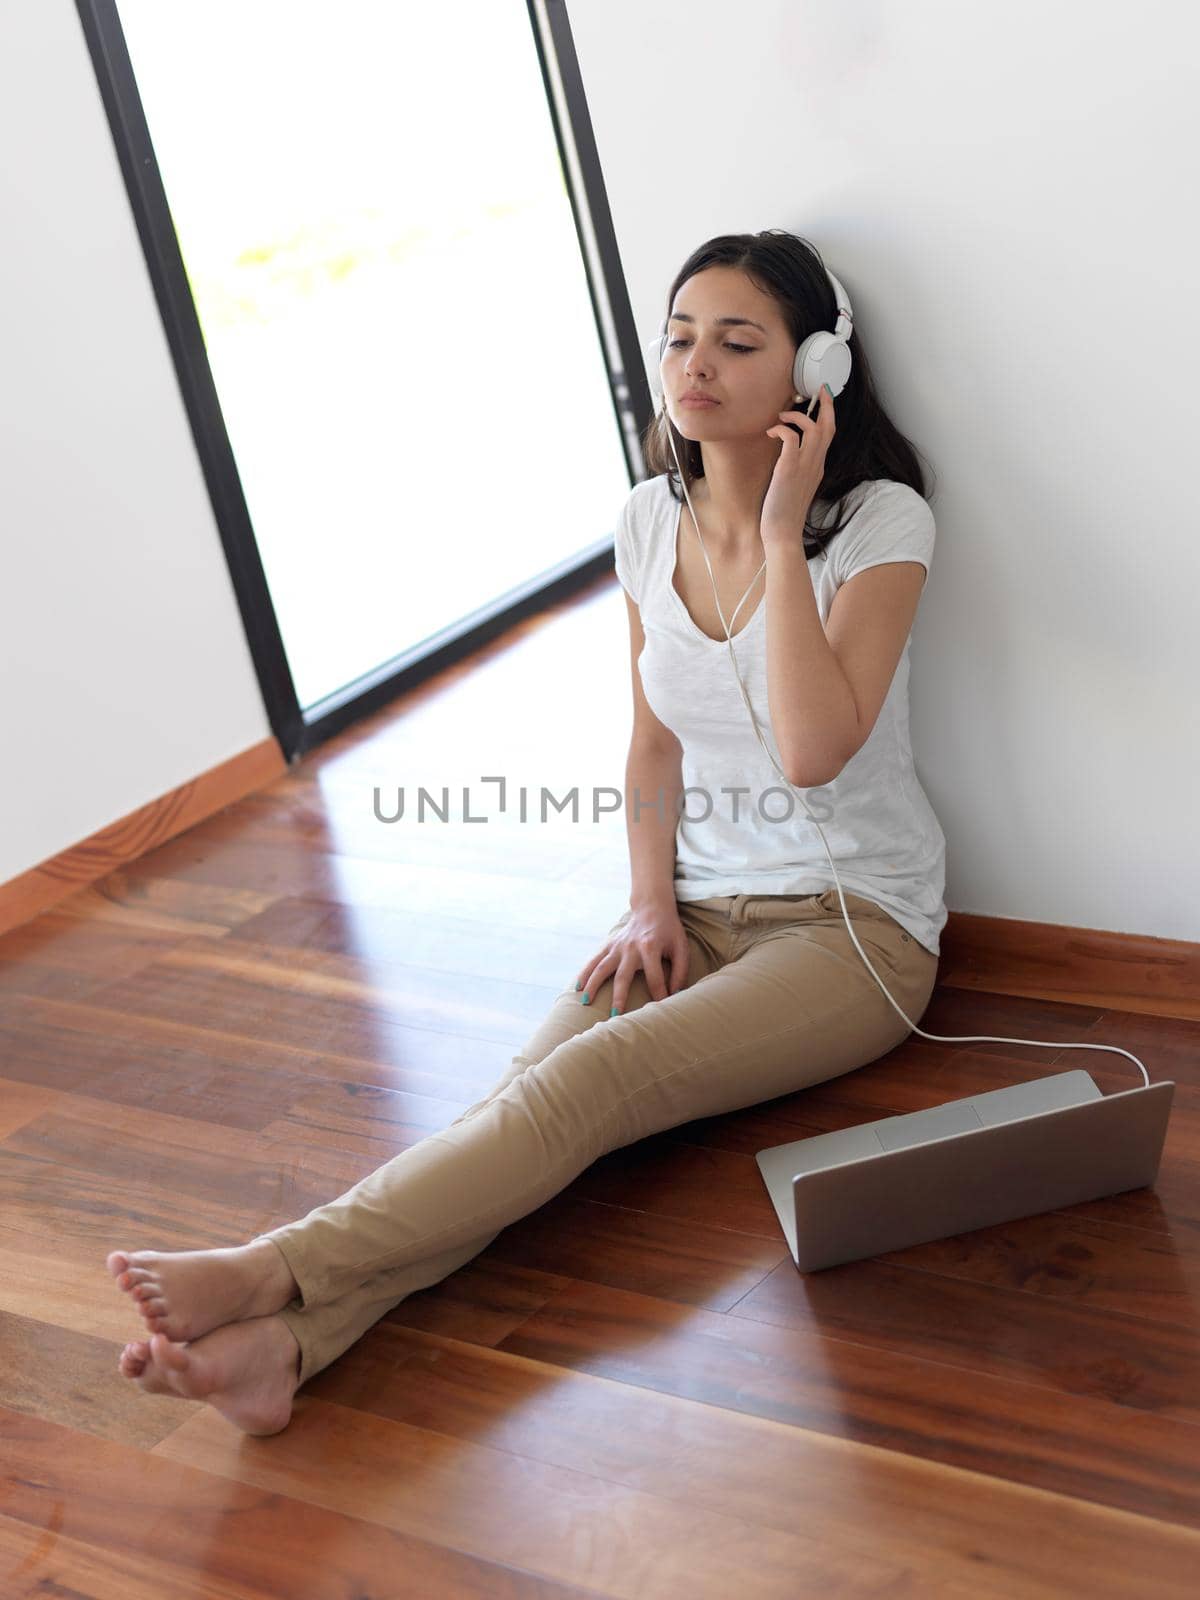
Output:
top-left (254, 890), bottom-right (938, 1386)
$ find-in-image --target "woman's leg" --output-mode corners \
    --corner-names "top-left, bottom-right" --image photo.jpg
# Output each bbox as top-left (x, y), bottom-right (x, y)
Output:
top-left (257, 891), bottom-right (936, 1387)
top-left (257, 898), bottom-right (736, 1385)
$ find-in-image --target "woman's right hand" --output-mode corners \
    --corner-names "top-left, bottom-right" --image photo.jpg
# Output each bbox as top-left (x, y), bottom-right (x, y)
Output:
top-left (574, 901), bottom-right (690, 1015)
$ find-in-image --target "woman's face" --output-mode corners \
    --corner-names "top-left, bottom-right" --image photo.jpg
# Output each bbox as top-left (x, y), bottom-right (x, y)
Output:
top-left (663, 266), bottom-right (798, 439)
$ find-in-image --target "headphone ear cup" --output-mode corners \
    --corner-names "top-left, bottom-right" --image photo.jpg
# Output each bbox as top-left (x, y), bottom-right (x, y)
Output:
top-left (792, 335), bottom-right (816, 402)
top-left (794, 333), bottom-right (852, 401)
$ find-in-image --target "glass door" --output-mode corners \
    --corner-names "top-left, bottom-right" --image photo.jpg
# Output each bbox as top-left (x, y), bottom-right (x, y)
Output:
top-left (110, 0), bottom-right (633, 721)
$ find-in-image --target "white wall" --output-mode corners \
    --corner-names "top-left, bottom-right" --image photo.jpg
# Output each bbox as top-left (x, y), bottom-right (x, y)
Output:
top-left (0, 0), bottom-right (272, 887)
top-left (570, 0), bottom-right (1200, 942)
top-left (2, 0), bottom-right (1197, 943)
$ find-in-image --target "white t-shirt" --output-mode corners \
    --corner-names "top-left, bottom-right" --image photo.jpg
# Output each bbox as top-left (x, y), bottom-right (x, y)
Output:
top-left (612, 472), bottom-right (947, 957)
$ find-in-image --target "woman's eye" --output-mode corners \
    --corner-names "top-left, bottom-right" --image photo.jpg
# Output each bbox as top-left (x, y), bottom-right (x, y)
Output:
top-left (667, 339), bottom-right (755, 353)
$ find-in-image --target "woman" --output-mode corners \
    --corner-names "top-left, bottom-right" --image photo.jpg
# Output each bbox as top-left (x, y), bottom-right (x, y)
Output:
top-left (107, 230), bottom-right (945, 1435)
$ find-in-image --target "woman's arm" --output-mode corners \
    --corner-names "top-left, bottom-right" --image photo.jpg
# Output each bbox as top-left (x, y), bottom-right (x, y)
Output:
top-left (622, 592), bottom-right (683, 911)
top-left (760, 392), bottom-right (925, 787)
top-left (764, 542), bottom-right (860, 786)
top-left (626, 741), bottom-right (684, 910)
top-left (764, 544), bottom-right (925, 786)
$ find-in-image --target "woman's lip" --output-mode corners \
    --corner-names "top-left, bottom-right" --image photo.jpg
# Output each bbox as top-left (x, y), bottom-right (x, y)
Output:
top-left (679, 395), bottom-right (720, 406)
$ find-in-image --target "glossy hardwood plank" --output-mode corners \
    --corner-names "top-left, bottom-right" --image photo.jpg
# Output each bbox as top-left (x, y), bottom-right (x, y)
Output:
top-left (0, 1132), bottom-right (266, 1257)
top-left (52, 869), bottom-right (278, 936)
top-left (224, 893), bottom-right (611, 990)
top-left (0, 908), bottom-right (196, 1003)
top-left (728, 1253), bottom-right (1200, 1420)
top-left (379, 1255), bottom-right (577, 1348)
top-left (0, 1078), bottom-right (61, 1139)
top-left (0, 1095), bottom-right (380, 1230)
top-left (494, 1277), bottom-right (1200, 1532)
top-left (256, 1079), bottom-right (478, 1162)
top-left (116, 834), bottom-right (627, 937)
top-left (153, 1329), bottom-right (1200, 1598)
top-left (0, 1004), bottom-right (371, 1136)
top-left (147, 1394), bottom-right (942, 1599)
top-left (0, 990), bottom-right (516, 1108)
top-left (0, 1407), bottom-right (589, 1599)
top-left (0, 1510), bottom-right (280, 1600)
top-left (76, 935), bottom-right (564, 1048)
top-left (192, 782), bottom-right (624, 883)
top-left (0, 1298), bottom-right (194, 1450)
top-left (0, 978), bottom-right (507, 1123)
top-left (0, 1213), bottom-right (188, 1346)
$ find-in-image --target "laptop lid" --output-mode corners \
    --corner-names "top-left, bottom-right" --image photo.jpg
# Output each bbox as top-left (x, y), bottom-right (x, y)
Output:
top-left (757, 1072), bottom-right (1174, 1272)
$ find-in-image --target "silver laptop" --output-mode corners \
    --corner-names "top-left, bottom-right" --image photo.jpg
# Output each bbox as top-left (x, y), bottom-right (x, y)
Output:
top-left (756, 1070), bottom-right (1175, 1272)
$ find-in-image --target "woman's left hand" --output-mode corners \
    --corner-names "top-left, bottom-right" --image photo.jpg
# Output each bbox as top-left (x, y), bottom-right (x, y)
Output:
top-left (761, 384), bottom-right (836, 546)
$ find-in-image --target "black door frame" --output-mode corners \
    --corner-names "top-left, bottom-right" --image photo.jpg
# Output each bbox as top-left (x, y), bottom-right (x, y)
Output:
top-left (74, 0), bottom-right (653, 763)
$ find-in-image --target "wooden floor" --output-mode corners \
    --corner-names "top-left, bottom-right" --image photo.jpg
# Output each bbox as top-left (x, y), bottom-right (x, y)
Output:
top-left (1, 574), bottom-right (1197, 1598)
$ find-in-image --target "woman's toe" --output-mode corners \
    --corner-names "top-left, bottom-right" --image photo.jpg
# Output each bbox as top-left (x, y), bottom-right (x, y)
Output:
top-left (119, 1345), bottom-right (148, 1375)
top-left (150, 1333), bottom-right (190, 1375)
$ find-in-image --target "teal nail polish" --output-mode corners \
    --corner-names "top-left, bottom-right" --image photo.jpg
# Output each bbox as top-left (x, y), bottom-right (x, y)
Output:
top-left (580, 991), bottom-right (590, 1005)
top-left (610, 1006), bottom-right (620, 1017)
top-left (573, 981), bottom-right (581, 991)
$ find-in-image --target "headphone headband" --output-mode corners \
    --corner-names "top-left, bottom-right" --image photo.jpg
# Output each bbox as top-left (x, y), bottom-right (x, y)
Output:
top-left (824, 267), bottom-right (853, 344)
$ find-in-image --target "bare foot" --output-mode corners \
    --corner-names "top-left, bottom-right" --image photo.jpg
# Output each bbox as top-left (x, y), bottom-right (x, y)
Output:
top-left (115, 1315), bottom-right (301, 1435)
top-left (106, 1237), bottom-right (299, 1344)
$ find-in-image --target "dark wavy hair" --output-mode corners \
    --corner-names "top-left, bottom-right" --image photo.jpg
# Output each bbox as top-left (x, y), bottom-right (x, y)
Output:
top-left (642, 229), bottom-right (936, 559)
